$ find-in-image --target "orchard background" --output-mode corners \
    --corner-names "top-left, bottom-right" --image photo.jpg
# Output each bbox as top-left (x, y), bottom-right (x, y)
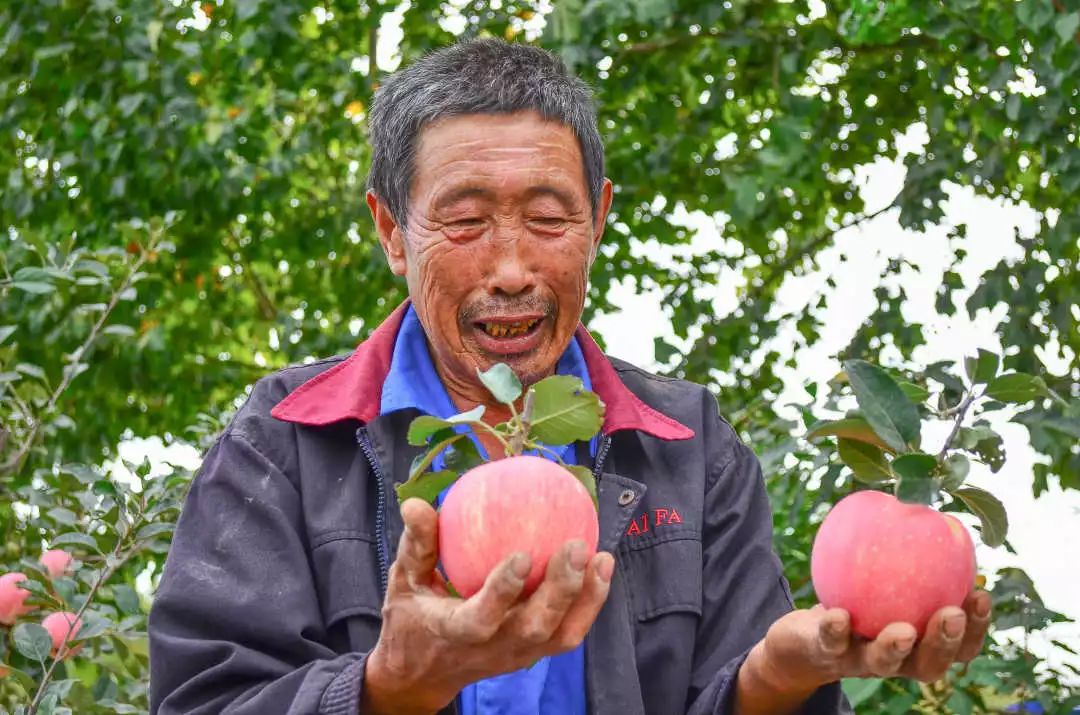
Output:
top-left (1, 0), bottom-right (1079, 713)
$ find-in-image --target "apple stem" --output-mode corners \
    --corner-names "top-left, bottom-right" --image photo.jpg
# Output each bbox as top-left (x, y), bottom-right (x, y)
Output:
top-left (506, 390), bottom-right (536, 456)
top-left (520, 390), bottom-right (535, 432)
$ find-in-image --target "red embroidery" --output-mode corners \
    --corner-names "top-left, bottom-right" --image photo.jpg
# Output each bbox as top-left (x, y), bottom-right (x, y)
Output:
top-left (625, 506), bottom-right (684, 535)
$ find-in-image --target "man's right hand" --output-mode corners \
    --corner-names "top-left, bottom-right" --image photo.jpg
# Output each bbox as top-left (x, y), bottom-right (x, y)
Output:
top-left (362, 498), bottom-right (615, 715)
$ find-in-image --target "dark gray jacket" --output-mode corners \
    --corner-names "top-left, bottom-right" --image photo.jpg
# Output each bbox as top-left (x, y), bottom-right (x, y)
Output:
top-left (148, 303), bottom-right (850, 715)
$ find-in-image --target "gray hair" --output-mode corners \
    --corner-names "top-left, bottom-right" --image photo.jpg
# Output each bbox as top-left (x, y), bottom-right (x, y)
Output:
top-left (366, 39), bottom-right (605, 229)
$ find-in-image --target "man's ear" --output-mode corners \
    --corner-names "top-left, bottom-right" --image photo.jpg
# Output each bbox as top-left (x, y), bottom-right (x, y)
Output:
top-left (588, 178), bottom-right (614, 264)
top-left (366, 190), bottom-right (407, 276)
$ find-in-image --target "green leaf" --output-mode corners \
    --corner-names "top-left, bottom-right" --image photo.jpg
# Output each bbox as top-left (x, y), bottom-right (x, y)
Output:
top-left (477, 363), bottom-right (522, 405)
top-left (2, 666), bottom-right (38, 696)
top-left (112, 584), bottom-right (142, 615)
top-left (17, 578), bottom-right (48, 596)
top-left (892, 453), bottom-right (938, 504)
top-left (406, 405), bottom-right (485, 446)
top-left (0, 324), bottom-right (16, 345)
top-left (16, 363), bottom-right (47, 380)
top-left (46, 507), bottom-right (79, 526)
top-left (898, 381), bottom-right (930, 404)
top-left (964, 349), bottom-right (999, 385)
top-left (837, 439), bottom-right (892, 484)
top-left (73, 613), bottom-right (110, 641)
top-left (941, 453), bottom-right (970, 490)
top-left (526, 375), bottom-right (605, 445)
top-left (986, 372), bottom-right (1049, 403)
top-left (957, 425), bottom-right (1006, 472)
top-left (395, 469), bottom-right (460, 504)
top-left (951, 486), bottom-right (1008, 547)
top-left (102, 324), bottom-right (136, 337)
top-left (442, 437), bottom-right (484, 474)
top-left (842, 677), bottom-right (884, 707)
top-left (50, 532), bottom-right (101, 552)
top-left (408, 433), bottom-right (466, 481)
top-left (1055, 12), bottom-right (1079, 44)
top-left (10, 281), bottom-right (55, 294)
top-left (565, 465), bottom-right (599, 509)
top-left (1017, 0), bottom-right (1054, 30)
top-left (12, 623), bottom-right (53, 661)
top-left (52, 577), bottom-right (77, 605)
top-left (843, 360), bottom-right (922, 452)
top-left (135, 522), bottom-right (174, 541)
top-left (806, 417), bottom-right (895, 452)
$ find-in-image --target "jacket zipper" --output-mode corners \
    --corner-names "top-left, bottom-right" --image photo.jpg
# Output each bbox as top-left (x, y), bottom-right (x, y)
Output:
top-left (593, 434), bottom-right (612, 479)
top-left (356, 427), bottom-right (391, 598)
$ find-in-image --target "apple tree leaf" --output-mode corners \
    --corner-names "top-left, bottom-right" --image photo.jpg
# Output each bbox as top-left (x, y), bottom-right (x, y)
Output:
top-left (843, 360), bottom-right (921, 452)
top-left (527, 375), bottom-right (605, 446)
top-left (951, 486), bottom-right (1008, 547)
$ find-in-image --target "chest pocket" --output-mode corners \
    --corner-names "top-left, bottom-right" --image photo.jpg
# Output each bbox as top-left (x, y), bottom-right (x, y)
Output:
top-left (618, 534), bottom-right (703, 621)
top-left (310, 531), bottom-right (384, 627)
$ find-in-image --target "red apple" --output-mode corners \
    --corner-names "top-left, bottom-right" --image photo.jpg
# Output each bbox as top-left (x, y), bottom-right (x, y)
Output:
top-left (40, 549), bottom-right (73, 579)
top-left (811, 490), bottom-right (976, 639)
top-left (438, 455), bottom-right (598, 599)
top-left (42, 611), bottom-right (82, 657)
top-left (0, 573), bottom-right (33, 626)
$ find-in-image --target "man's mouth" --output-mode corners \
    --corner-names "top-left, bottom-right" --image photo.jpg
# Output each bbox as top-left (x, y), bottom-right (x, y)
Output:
top-left (477, 318), bottom-right (541, 339)
top-left (470, 315), bottom-right (547, 355)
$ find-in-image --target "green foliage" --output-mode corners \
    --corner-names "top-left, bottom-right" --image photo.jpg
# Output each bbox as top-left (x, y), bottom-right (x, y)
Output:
top-left (1, 0), bottom-right (1077, 712)
top-left (397, 364), bottom-right (604, 507)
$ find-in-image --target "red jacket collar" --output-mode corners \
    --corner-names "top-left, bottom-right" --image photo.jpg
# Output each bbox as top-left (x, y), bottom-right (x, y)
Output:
top-left (270, 301), bottom-right (694, 441)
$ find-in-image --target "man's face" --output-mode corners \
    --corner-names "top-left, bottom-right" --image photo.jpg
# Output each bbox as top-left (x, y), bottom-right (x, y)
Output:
top-left (369, 111), bottom-right (612, 391)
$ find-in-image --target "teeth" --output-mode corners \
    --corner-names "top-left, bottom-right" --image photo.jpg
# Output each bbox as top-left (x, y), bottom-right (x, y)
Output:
top-left (482, 319), bottom-right (538, 338)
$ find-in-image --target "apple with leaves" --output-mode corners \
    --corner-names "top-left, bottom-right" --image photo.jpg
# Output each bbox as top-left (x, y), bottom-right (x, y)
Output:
top-left (811, 490), bottom-right (975, 639)
top-left (808, 357), bottom-right (1020, 639)
top-left (397, 363), bottom-right (604, 599)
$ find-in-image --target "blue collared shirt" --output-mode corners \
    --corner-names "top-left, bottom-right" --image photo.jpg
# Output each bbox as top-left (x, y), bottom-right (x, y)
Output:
top-left (380, 305), bottom-right (590, 715)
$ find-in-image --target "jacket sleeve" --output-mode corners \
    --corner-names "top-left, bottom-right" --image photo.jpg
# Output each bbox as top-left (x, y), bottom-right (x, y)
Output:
top-left (686, 414), bottom-right (851, 715)
top-left (149, 430), bottom-right (369, 715)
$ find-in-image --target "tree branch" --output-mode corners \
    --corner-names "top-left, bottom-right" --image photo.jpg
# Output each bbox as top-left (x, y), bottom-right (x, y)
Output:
top-left (26, 539), bottom-right (131, 715)
top-left (937, 387), bottom-right (980, 461)
top-left (2, 235), bottom-right (160, 478)
top-left (226, 229), bottom-right (276, 321)
top-left (744, 202), bottom-right (895, 306)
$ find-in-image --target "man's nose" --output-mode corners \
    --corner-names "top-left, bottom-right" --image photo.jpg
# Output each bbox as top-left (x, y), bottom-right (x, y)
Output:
top-left (487, 228), bottom-right (535, 296)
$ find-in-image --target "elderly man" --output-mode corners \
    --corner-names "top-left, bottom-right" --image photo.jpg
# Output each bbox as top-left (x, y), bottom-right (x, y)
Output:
top-left (149, 39), bottom-right (991, 714)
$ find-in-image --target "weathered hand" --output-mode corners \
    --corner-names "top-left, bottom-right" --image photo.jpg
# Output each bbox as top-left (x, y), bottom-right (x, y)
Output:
top-left (362, 498), bottom-right (614, 715)
top-left (743, 592), bottom-right (992, 708)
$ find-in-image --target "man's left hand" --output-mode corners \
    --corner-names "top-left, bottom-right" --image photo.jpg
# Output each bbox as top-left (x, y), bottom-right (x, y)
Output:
top-left (742, 590), bottom-right (992, 706)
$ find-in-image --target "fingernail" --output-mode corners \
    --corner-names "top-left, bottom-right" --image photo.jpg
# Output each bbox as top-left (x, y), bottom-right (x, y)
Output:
top-left (828, 620), bottom-right (847, 638)
top-left (895, 636), bottom-right (915, 653)
top-left (510, 552), bottom-right (531, 580)
top-left (975, 597), bottom-right (991, 619)
top-left (943, 613), bottom-right (965, 639)
top-left (597, 556), bottom-right (614, 583)
top-left (569, 542), bottom-right (588, 572)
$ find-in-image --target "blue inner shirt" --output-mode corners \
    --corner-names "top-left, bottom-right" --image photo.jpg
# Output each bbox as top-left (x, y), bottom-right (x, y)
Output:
top-left (380, 305), bottom-right (591, 715)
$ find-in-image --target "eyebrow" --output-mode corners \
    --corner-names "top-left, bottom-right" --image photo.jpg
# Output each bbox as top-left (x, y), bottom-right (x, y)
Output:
top-left (433, 186), bottom-right (494, 211)
top-left (432, 184), bottom-right (582, 212)
top-left (523, 184), bottom-right (580, 210)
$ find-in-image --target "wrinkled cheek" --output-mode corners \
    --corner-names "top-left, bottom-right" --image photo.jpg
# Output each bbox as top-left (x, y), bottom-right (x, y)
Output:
top-left (409, 246), bottom-right (486, 353)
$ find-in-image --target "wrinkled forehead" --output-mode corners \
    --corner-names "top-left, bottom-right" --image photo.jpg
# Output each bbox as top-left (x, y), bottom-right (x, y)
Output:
top-left (411, 111), bottom-right (589, 200)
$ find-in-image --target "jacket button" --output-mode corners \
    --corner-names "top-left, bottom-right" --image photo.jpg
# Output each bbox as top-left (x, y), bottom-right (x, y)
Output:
top-left (618, 489), bottom-right (635, 506)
